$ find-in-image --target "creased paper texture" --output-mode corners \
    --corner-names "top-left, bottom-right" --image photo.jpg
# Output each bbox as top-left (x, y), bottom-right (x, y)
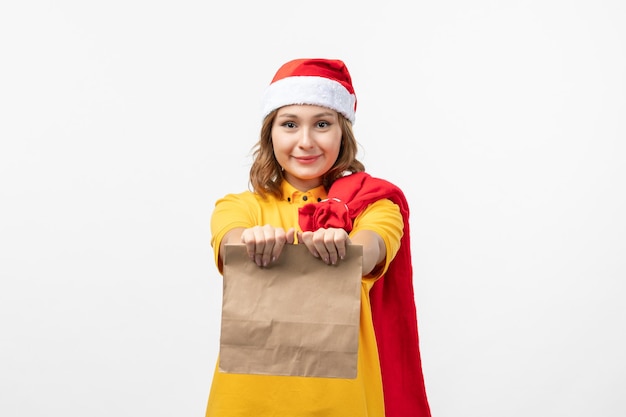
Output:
top-left (220, 244), bottom-right (363, 378)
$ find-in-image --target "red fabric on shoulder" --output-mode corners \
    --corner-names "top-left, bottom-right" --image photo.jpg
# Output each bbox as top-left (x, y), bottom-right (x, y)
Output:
top-left (299, 172), bottom-right (431, 417)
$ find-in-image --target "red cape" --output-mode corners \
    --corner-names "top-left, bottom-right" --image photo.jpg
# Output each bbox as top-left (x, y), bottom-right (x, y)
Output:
top-left (299, 172), bottom-right (431, 417)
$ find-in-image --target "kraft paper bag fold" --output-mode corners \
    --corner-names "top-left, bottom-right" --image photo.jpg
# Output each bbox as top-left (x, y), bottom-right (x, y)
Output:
top-left (219, 243), bottom-right (363, 379)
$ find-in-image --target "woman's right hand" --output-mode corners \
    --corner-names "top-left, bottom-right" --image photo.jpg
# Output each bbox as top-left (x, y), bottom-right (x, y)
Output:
top-left (240, 225), bottom-right (295, 267)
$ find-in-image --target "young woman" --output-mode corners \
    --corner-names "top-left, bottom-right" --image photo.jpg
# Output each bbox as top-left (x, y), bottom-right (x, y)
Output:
top-left (207, 58), bottom-right (431, 417)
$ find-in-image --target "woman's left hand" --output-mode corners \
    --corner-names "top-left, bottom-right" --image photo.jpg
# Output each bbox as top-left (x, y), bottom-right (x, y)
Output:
top-left (297, 228), bottom-right (351, 265)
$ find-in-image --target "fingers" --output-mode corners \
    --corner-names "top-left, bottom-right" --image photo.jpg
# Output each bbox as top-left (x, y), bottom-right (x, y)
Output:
top-left (241, 226), bottom-right (349, 267)
top-left (298, 228), bottom-right (350, 265)
top-left (241, 225), bottom-right (292, 267)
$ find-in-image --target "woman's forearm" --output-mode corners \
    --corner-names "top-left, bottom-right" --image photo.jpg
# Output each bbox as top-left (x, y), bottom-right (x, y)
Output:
top-left (350, 230), bottom-right (386, 276)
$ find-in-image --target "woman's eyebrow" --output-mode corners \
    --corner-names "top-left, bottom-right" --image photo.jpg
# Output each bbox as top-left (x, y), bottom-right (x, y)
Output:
top-left (277, 111), bottom-right (336, 119)
top-left (313, 111), bottom-right (336, 118)
top-left (276, 113), bottom-right (297, 119)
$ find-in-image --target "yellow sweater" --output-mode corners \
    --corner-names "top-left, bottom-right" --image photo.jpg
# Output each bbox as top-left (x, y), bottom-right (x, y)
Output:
top-left (207, 180), bottom-right (403, 417)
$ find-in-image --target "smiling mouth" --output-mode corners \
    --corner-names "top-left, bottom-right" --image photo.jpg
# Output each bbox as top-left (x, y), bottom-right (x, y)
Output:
top-left (293, 155), bottom-right (319, 164)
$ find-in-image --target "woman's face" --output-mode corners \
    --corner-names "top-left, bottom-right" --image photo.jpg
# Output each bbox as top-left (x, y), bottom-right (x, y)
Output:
top-left (271, 104), bottom-right (342, 191)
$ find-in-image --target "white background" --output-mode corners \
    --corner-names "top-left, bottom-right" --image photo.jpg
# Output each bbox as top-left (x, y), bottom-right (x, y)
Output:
top-left (1, 1), bottom-right (625, 416)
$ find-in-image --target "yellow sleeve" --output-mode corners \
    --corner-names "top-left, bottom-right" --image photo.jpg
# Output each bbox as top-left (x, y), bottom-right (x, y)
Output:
top-left (210, 191), bottom-right (260, 270)
top-left (350, 198), bottom-right (404, 281)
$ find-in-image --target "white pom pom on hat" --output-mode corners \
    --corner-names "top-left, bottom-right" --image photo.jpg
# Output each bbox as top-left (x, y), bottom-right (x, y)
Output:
top-left (261, 58), bottom-right (357, 124)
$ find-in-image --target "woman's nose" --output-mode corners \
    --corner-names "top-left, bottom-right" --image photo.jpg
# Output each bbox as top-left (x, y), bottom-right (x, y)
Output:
top-left (297, 128), bottom-right (314, 147)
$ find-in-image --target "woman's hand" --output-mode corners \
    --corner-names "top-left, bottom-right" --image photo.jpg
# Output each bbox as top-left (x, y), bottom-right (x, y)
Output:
top-left (297, 227), bottom-right (351, 265)
top-left (241, 225), bottom-right (295, 267)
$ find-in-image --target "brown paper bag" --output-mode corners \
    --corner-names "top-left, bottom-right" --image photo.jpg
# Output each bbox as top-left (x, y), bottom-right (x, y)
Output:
top-left (219, 243), bottom-right (363, 378)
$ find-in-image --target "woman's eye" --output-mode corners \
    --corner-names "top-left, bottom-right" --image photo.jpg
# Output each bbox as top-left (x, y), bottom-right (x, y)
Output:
top-left (317, 121), bottom-right (329, 128)
top-left (282, 122), bottom-right (296, 128)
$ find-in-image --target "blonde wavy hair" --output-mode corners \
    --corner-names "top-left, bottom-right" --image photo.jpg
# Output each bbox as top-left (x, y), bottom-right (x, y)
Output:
top-left (249, 109), bottom-right (365, 199)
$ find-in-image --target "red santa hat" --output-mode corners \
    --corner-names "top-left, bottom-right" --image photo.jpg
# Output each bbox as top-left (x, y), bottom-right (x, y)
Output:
top-left (261, 58), bottom-right (357, 124)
